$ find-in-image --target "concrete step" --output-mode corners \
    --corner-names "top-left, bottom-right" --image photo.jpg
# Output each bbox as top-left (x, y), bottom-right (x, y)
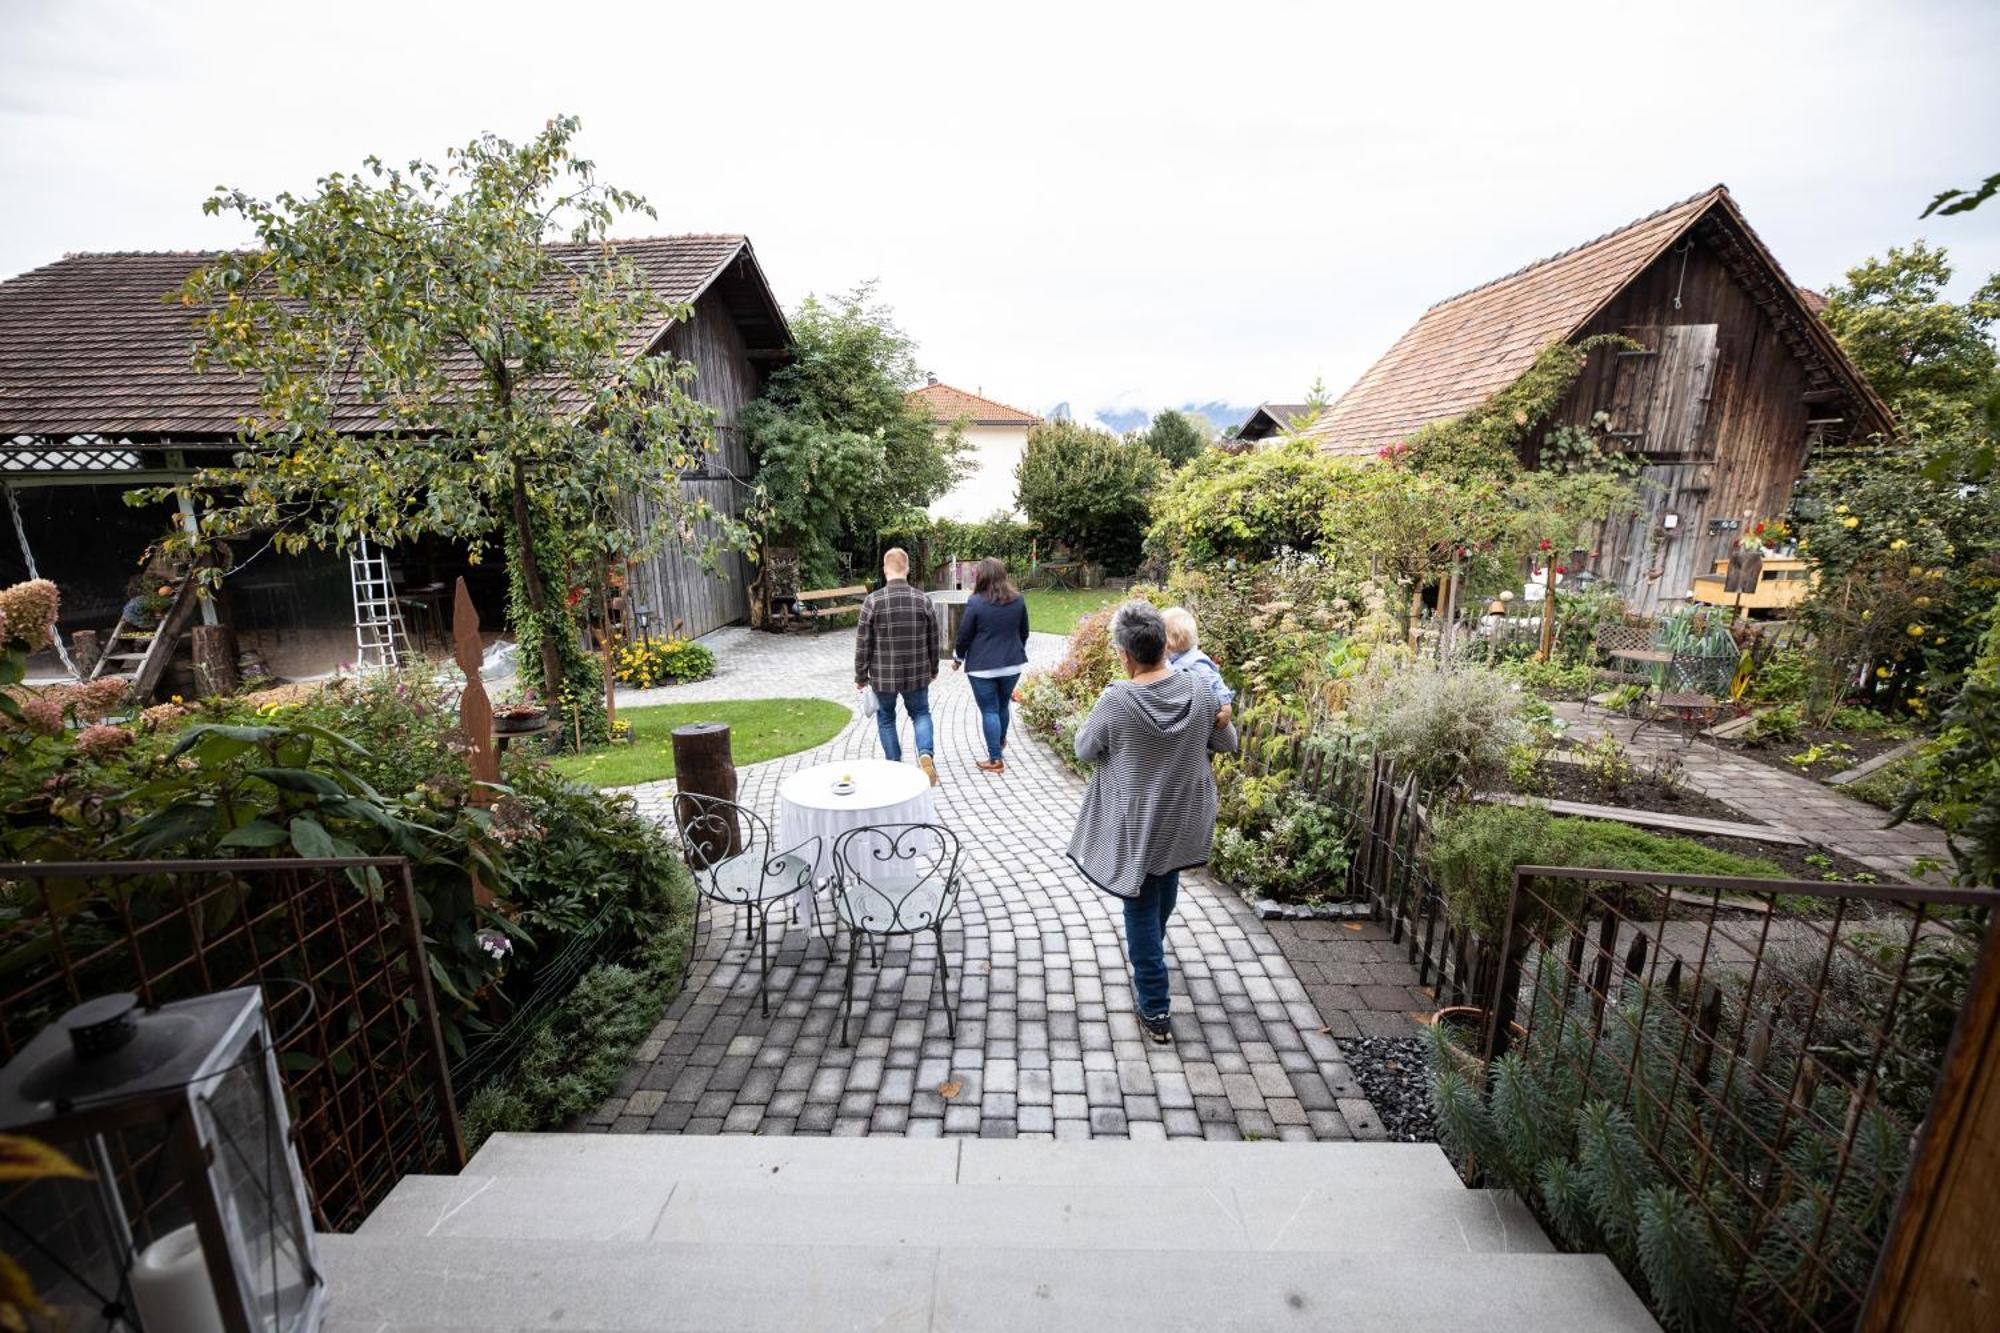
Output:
top-left (360, 1169), bottom-right (1549, 1255)
top-left (464, 1131), bottom-right (1466, 1191)
top-left (318, 1234), bottom-right (1659, 1331)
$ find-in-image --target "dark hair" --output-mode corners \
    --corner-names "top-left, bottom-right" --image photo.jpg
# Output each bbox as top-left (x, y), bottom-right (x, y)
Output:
top-left (972, 558), bottom-right (1018, 604)
top-left (1110, 600), bottom-right (1167, 668)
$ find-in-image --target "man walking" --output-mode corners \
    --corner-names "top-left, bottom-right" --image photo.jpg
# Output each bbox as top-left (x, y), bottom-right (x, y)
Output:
top-left (855, 547), bottom-right (941, 784)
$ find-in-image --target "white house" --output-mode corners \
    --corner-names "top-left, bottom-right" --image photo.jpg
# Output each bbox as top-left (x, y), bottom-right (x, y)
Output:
top-left (911, 379), bottom-right (1041, 521)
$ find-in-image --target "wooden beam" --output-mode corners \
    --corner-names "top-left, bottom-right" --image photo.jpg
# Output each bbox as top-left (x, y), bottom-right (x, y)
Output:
top-left (1475, 791), bottom-right (1810, 845)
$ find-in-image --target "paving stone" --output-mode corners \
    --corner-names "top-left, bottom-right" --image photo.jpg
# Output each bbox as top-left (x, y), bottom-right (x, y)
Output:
top-left (590, 627), bottom-right (1390, 1146)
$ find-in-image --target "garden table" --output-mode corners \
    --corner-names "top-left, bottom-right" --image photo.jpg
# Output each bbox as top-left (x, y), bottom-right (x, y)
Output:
top-left (777, 758), bottom-right (937, 889)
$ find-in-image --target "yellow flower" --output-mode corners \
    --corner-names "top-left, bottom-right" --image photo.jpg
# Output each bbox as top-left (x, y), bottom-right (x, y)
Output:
top-left (1907, 624), bottom-right (1925, 638)
top-left (1834, 504), bottom-right (1848, 514)
top-left (1875, 666), bottom-right (1891, 678)
top-left (170, 694), bottom-right (184, 704)
top-left (1841, 516), bottom-right (1860, 529)
top-left (1915, 595), bottom-right (1932, 607)
top-left (1911, 567), bottom-right (1925, 579)
top-left (1889, 539), bottom-right (1907, 550)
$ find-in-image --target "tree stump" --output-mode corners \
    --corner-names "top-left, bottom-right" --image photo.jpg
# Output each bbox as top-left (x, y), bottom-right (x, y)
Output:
top-left (191, 624), bottom-right (241, 697)
top-left (71, 630), bottom-right (101, 678)
top-left (672, 722), bottom-right (741, 860)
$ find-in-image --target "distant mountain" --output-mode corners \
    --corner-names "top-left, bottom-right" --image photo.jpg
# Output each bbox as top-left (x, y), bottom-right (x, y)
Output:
top-left (1041, 400), bottom-right (1259, 437)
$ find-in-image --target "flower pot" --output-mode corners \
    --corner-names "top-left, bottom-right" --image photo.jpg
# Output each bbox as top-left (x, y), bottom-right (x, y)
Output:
top-left (493, 708), bottom-right (548, 735)
top-left (1426, 1005), bottom-right (1526, 1076)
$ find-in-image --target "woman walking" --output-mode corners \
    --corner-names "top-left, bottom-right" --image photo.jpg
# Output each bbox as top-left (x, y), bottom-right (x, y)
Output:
top-left (1066, 601), bottom-right (1237, 1042)
top-left (952, 558), bottom-right (1031, 773)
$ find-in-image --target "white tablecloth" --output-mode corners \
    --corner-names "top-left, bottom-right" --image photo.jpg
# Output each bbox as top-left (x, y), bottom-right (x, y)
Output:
top-left (776, 758), bottom-right (936, 886)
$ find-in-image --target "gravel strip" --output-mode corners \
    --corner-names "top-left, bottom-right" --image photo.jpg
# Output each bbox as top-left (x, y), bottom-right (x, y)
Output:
top-left (1345, 1035), bottom-right (1437, 1143)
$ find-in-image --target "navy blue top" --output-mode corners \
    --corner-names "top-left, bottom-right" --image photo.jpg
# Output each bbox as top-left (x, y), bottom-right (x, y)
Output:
top-left (954, 593), bottom-right (1031, 673)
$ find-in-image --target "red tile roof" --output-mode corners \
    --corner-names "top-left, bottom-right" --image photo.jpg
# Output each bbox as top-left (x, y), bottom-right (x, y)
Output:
top-left (1301, 186), bottom-right (1889, 457)
top-left (908, 382), bottom-right (1040, 426)
top-left (0, 235), bottom-right (776, 439)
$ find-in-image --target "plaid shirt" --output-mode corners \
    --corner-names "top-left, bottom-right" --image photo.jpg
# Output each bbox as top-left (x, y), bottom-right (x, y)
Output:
top-left (854, 578), bottom-right (939, 694)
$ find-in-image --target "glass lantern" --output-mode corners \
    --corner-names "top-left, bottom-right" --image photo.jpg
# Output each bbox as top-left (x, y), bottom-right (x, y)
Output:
top-left (0, 986), bottom-right (323, 1333)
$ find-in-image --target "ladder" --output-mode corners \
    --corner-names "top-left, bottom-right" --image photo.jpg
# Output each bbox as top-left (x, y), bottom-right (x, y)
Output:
top-left (349, 538), bottom-right (408, 672)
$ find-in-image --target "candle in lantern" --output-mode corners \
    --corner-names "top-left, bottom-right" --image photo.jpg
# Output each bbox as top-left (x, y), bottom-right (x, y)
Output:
top-left (130, 1223), bottom-right (225, 1333)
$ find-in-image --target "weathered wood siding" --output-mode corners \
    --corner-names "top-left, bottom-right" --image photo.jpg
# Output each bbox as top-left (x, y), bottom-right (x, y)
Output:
top-left (1535, 239), bottom-right (1817, 614)
top-left (627, 288), bottom-right (762, 638)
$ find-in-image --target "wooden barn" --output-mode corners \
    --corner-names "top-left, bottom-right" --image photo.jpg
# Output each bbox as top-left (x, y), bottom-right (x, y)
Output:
top-left (1302, 185), bottom-right (1893, 613)
top-left (0, 235), bottom-right (788, 684)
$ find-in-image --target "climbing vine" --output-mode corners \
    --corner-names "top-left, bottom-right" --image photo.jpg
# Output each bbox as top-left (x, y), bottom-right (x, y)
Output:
top-left (1401, 334), bottom-right (1640, 480)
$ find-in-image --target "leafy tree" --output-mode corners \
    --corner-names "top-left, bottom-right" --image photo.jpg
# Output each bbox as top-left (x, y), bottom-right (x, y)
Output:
top-left (1015, 420), bottom-right (1160, 571)
top-left (160, 116), bottom-right (718, 737)
top-left (1818, 242), bottom-right (2000, 440)
top-left (1146, 439), bottom-right (1346, 566)
top-left (741, 285), bottom-right (965, 588)
top-left (1794, 243), bottom-right (2000, 707)
top-left (1142, 409), bottom-right (1207, 466)
top-left (1922, 171), bottom-right (2000, 218)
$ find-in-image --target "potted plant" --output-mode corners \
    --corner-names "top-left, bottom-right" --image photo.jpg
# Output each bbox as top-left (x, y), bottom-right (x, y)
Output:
top-left (492, 691), bottom-right (549, 735)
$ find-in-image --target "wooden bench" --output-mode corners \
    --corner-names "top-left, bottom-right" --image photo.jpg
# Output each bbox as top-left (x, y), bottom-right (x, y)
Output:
top-left (793, 584), bottom-right (867, 633)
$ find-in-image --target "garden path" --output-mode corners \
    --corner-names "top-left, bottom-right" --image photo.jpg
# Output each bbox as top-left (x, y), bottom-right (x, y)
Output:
top-left (1554, 703), bottom-right (1955, 884)
top-left (590, 626), bottom-right (1392, 1141)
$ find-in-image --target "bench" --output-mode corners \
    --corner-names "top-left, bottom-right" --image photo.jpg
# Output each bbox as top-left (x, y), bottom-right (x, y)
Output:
top-left (793, 584), bottom-right (867, 633)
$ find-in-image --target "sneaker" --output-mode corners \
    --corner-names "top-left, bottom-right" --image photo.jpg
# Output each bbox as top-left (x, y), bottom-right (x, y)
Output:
top-left (918, 754), bottom-right (939, 786)
top-left (1141, 1013), bottom-right (1173, 1044)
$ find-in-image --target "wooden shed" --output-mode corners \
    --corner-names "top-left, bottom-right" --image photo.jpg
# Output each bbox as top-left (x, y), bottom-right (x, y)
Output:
top-left (0, 234), bottom-right (788, 680)
top-left (1302, 185), bottom-right (1893, 613)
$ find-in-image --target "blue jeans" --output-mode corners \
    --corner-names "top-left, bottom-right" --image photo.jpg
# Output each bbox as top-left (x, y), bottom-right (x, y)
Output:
top-left (873, 686), bottom-right (934, 761)
top-left (968, 673), bottom-right (1020, 761)
top-left (1121, 870), bottom-right (1180, 1019)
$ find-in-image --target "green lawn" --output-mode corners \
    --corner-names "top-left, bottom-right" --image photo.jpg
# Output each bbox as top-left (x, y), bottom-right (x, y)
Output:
top-left (551, 697), bottom-right (851, 788)
top-left (1021, 586), bottom-right (1124, 640)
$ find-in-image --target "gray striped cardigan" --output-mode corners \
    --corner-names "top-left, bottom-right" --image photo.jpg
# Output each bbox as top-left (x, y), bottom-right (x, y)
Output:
top-left (1066, 670), bottom-right (1239, 899)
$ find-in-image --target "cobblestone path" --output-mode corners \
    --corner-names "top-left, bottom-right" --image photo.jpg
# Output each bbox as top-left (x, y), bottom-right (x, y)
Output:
top-left (590, 627), bottom-right (1387, 1142)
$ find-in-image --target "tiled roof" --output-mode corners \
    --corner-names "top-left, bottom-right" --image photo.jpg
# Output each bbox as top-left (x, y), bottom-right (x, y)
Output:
top-left (0, 235), bottom-right (770, 439)
top-left (1303, 188), bottom-right (1729, 458)
top-left (908, 382), bottom-right (1040, 426)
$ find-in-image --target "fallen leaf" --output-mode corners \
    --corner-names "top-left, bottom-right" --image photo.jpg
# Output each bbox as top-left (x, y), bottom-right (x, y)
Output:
top-left (1343, 922), bottom-right (1364, 932)
top-left (938, 1080), bottom-right (963, 1100)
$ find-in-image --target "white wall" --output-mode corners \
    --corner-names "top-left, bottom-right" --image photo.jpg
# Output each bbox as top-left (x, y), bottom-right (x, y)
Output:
top-left (930, 423), bottom-right (1032, 521)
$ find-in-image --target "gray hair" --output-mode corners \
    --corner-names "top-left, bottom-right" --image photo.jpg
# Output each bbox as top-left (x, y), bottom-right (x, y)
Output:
top-left (1109, 600), bottom-right (1168, 668)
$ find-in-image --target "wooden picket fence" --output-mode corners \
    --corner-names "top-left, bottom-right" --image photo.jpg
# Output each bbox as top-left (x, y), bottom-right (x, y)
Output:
top-left (1230, 705), bottom-right (1495, 1008)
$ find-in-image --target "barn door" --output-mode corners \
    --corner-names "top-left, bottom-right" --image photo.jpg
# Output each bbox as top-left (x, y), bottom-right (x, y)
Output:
top-left (1592, 462), bottom-right (1713, 615)
top-left (1606, 325), bottom-right (1719, 460)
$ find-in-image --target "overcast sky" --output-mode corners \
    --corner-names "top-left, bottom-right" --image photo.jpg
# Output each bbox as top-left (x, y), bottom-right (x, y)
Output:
top-left (3, 0), bottom-right (1996, 426)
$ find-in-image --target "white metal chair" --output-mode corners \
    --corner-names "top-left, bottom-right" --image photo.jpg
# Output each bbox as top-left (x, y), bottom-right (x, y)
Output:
top-left (671, 792), bottom-right (821, 1017)
top-left (828, 823), bottom-right (967, 1046)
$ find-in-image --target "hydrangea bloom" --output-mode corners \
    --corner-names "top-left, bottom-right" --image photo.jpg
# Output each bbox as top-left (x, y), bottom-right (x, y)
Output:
top-left (74, 723), bottom-right (135, 758)
top-left (0, 579), bottom-right (59, 650)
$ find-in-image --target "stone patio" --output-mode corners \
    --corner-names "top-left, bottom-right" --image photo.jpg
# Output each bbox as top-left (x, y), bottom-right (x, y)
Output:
top-left (589, 626), bottom-right (1390, 1142)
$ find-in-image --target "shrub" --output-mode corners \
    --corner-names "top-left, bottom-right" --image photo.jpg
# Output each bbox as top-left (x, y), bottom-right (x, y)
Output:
top-left (1428, 803), bottom-right (1786, 944)
top-left (1211, 788), bottom-right (1355, 904)
top-left (457, 896), bottom-right (695, 1151)
top-left (1497, 655), bottom-right (1599, 700)
top-left (1353, 665), bottom-right (1525, 796)
top-left (1015, 420), bottom-right (1161, 572)
top-left (1145, 439), bottom-right (1347, 567)
top-left (615, 637), bottom-right (716, 688)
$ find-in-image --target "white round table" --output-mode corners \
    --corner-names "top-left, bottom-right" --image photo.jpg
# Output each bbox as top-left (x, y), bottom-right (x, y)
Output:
top-left (777, 758), bottom-right (937, 886)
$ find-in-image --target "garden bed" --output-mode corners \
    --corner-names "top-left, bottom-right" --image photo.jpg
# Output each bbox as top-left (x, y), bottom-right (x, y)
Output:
top-left (1727, 725), bottom-right (1917, 781)
top-left (1507, 751), bottom-right (1886, 884)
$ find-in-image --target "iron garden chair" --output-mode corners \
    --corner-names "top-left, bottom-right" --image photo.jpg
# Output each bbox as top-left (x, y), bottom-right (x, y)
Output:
top-left (828, 823), bottom-right (968, 1047)
top-left (671, 792), bottom-right (822, 1017)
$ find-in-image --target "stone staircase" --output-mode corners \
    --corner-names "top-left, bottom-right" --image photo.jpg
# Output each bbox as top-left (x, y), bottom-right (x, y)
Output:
top-left (319, 1134), bottom-right (1657, 1331)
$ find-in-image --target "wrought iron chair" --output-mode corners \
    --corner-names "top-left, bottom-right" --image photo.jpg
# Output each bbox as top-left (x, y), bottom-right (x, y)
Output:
top-left (828, 823), bottom-right (967, 1047)
top-left (671, 792), bottom-right (821, 1017)
top-left (1638, 650), bottom-right (1736, 748)
top-left (1583, 621), bottom-right (1658, 721)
